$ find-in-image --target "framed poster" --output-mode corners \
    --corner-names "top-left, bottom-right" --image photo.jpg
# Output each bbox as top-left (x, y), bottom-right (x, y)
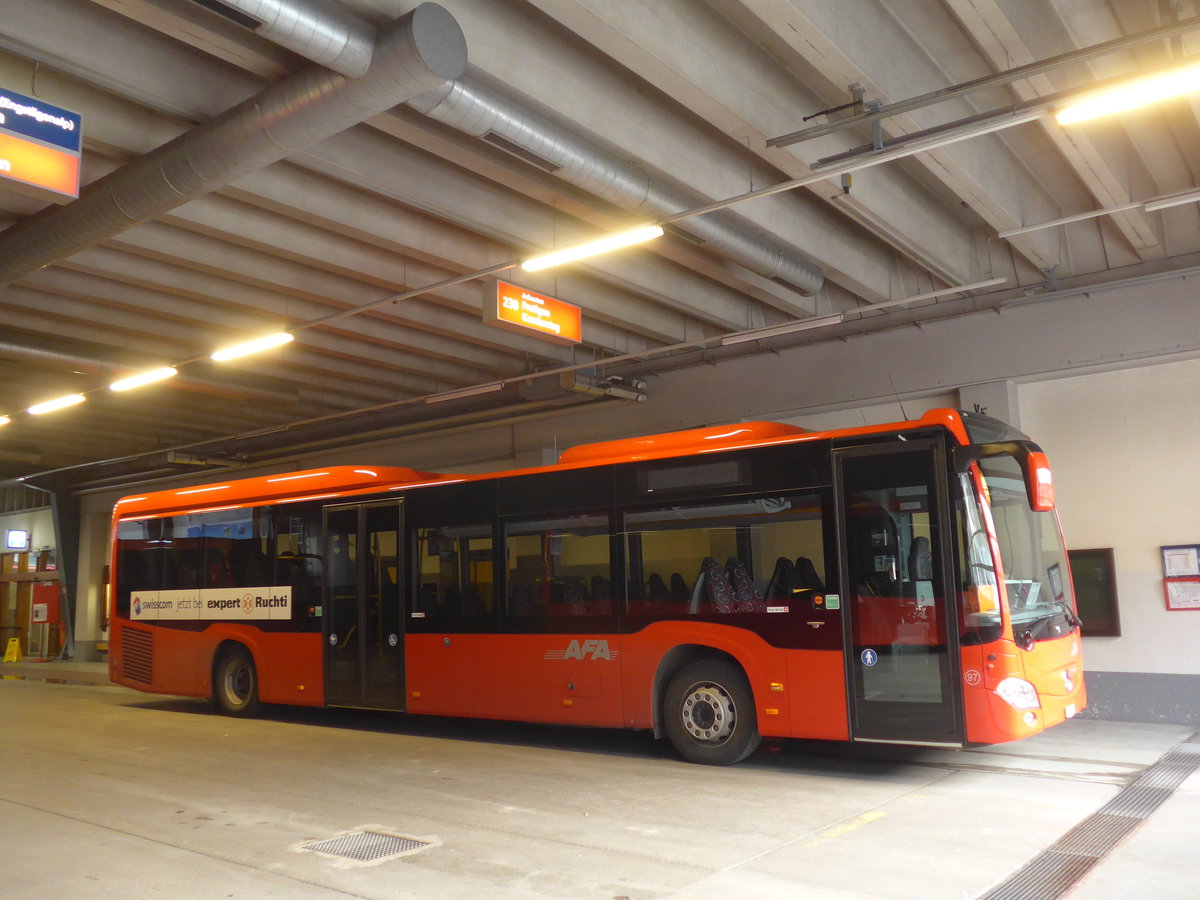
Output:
top-left (1161, 545), bottom-right (1200, 578)
top-left (1164, 577), bottom-right (1200, 611)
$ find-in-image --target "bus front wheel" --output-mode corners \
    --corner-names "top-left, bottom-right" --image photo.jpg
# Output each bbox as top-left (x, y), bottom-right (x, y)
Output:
top-left (664, 660), bottom-right (760, 765)
top-left (213, 646), bottom-right (262, 717)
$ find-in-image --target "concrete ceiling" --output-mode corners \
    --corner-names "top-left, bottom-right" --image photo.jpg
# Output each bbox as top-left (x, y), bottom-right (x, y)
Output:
top-left (2, 0), bottom-right (1198, 490)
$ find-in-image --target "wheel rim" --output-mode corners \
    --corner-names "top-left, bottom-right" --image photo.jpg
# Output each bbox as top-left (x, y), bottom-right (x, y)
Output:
top-left (223, 660), bottom-right (252, 707)
top-left (679, 681), bottom-right (736, 744)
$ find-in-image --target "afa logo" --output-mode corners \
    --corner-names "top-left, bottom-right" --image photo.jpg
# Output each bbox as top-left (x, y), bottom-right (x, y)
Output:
top-left (544, 639), bottom-right (618, 661)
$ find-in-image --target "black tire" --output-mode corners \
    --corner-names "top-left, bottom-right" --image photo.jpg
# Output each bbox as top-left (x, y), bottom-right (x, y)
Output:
top-left (663, 659), bottom-right (760, 765)
top-left (213, 646), bottom-right (261, 717)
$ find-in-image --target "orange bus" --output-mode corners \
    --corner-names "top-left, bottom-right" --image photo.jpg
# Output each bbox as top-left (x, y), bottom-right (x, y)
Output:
top-left (108, 408), bottom-right (1084, 765)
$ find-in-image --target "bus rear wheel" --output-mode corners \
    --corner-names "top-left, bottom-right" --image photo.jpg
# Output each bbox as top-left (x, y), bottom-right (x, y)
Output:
top-left (214, 646), bottom-right (261, 717)
top-left (664, 660), bottom-right (760, 765)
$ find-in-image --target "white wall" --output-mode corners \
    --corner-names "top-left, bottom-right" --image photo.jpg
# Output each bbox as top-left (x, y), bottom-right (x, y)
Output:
top-left (1020, 359), bottom-right (1200, 675)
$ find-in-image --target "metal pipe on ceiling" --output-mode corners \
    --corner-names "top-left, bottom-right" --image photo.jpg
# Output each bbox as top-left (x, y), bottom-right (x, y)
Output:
top-left (204, 0), bottom-right (824, 296)
top-left (0, 3), bottom-right (467, 287)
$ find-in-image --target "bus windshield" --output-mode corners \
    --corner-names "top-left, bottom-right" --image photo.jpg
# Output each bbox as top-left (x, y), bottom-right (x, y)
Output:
top-left (976, 454), bottom-right (1078, 644)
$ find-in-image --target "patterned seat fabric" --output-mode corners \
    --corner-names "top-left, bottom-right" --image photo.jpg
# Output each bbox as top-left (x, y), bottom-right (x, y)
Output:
top-left (699, 556), bottom-right (736, 613)
top-left (726, 557), bottom-right (766, 612)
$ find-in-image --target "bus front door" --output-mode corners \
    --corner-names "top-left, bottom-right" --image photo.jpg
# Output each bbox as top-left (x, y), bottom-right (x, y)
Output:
top-left (835, 441), bottom-right (962, 745)
top-left (323, 500), bottom-right (405, 708)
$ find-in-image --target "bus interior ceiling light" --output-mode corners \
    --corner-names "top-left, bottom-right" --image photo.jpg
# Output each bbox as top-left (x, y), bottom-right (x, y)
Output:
top-left (211, 332), bottom-right (294, 362)
top-left (28, 393), bottom-right (87, 415)
top-left (110, 367), bottom-right (178, 392)
top-left (1055, 59), bottom-right (1200, 124)
top-left (520, 225), bottom-right (664, 272)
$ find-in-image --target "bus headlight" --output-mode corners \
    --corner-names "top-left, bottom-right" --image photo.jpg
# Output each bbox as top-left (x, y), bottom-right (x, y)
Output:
top-left (995, 677), bottom-right (1040, 710)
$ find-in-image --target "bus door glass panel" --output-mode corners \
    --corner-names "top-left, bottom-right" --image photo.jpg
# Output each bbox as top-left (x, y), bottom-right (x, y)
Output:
top-left (323, 501), bottom-right (405, 706)
top-left (838, 443), bottom-right (960, 743)
top-left (362, 504), bottom-right (403, 704)
top-left (324, 507), bottom-right (359, 703)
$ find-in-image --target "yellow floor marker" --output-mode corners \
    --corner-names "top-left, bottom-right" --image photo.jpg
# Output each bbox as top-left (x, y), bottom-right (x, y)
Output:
top-left (3, 638), bottom-right (21, 662)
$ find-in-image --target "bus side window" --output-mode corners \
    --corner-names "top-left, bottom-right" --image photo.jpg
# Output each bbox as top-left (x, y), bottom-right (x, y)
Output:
top-left (625, 492), bottom-right (826, 617)
top-left (503, 514), bottom-right (612, 618)
top-left (413, 526), bottom-right (494, 622)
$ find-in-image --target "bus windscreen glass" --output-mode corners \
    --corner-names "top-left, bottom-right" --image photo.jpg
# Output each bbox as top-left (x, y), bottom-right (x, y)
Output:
top-left (976, 454), bottom-right (1078, 643)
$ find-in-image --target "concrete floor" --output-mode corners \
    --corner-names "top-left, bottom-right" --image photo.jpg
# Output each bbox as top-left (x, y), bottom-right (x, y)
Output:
top-left (1, 664), bottom-right (1196, 899)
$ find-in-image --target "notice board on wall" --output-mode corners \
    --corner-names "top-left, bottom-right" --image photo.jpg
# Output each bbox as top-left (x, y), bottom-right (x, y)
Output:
top-left (1160, 545), bottom-right (1200, 611)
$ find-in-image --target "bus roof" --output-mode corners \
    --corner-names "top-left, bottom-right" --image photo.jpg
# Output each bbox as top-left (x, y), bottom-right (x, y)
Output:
top-left (114, 408), bottom-right (970, 518)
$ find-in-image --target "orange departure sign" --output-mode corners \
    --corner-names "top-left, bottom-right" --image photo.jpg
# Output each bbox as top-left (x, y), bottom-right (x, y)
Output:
top-left (485, 280), bottom-right (582, 345)
top-left (0, 134), bottom-right (80, 199)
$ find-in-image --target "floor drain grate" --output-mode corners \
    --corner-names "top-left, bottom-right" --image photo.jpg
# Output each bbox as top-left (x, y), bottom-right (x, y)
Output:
top-left (298, 830), bottom-right (432, 864)
top-left (980, 733), bottom-right (1200, 900)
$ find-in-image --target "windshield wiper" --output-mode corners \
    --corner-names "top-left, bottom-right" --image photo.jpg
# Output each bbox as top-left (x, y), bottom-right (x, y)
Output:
top-left (1054, 598), bottom-right (1082, 629)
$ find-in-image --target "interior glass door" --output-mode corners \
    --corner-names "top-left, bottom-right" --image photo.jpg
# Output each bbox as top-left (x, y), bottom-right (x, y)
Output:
top-left (836, 441), bottom-right (961, 744)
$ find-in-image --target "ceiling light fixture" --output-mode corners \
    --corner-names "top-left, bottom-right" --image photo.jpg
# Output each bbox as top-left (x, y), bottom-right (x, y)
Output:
top-left (1056, 60), bottom-right (1200, 124)
top-left (520, 225), bottom-right (664, 272)
top-left (424, 383), bottom-right (504, 404)
top-left (0, 415), bottom-right (10, 427)
top-left (998, 187), bottom-right (1200, 237)
top-left (28, 393), bottom-right (87, 415)
top-left (110, 366), bottom-right (178, 392)
top-left (211, 331), bottom-right (294, 362)
top-left (1142, 188), bottom-right (1200, 212)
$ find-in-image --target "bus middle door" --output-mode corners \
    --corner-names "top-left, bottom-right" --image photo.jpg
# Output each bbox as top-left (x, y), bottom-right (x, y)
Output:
top-left (323, 500), bottom-right (405, 709)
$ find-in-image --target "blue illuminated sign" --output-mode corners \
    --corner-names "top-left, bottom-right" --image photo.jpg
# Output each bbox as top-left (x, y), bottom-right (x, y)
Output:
top-left (0, 89), bottom-right (81, 153)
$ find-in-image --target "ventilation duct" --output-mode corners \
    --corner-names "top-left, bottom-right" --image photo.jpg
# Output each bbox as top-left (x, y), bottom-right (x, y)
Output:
top-left (195, 1), bottom-right (824, 296)
top-left (184, 0), bottom-right (377, 77)
top-left (0, 3), bottom-right (466, 287)
top-left (408, 70), bottom-right (825, 296)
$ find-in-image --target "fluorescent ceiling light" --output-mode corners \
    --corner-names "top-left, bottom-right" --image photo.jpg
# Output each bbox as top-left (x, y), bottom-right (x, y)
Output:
top-left (110, 366), bottom-right (178, 392)
top-left (1056, 60), bottom-right (1200, 125)
top-left (521, 225), bottom-right (664, 272)
top-left (0, 415), bottom-right (9, 427)
top-left (1143, 188), bottom-right (1200, 212)
top-left (211, 331), bottom-right (294, 362)
top-left (28, 393), bottom-right (87, 415)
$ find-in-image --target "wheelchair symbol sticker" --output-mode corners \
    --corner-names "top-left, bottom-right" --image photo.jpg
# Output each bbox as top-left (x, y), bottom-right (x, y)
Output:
top-left (861, 648), bottom-right (878, 666)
